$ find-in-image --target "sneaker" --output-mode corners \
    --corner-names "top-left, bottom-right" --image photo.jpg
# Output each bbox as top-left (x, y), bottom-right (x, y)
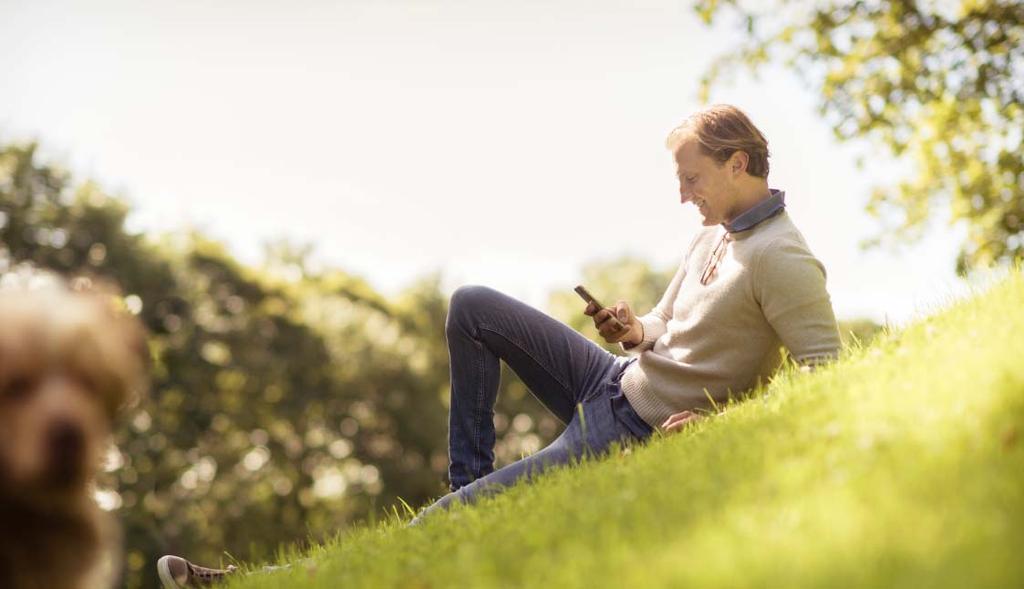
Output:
top-left (157, 555), bottom-right (237, 588)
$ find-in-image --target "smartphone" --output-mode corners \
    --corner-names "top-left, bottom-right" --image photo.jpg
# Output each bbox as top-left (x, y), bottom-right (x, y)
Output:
top-left (574, 285), bottom-right (623, 330)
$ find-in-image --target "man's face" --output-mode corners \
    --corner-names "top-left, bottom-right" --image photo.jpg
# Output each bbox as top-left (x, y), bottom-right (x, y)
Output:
top-left (672, 136), bottom-right (739, 226)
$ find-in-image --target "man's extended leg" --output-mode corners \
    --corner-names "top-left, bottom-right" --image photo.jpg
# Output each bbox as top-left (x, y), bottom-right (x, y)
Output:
top-left (409, 355), bottom-right (643, 526)
top-left (444, 284), bottom-right (624, 491)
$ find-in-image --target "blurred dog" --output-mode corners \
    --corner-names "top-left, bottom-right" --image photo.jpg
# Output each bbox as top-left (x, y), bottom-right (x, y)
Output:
top-left (0, 274), bottom-right (147, 589)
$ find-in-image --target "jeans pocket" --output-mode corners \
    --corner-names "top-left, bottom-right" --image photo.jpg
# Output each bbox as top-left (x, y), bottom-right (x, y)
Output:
top-left (606, 378), bottom-right (653, 442)
top-left (613, 357), bottom-right (638, 384)
top-left (574, 394), bottom-right (635, 458)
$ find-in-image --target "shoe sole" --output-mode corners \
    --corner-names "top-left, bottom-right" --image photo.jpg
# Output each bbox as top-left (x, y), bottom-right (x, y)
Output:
top-left (157, 556), bottom-right (184, 589)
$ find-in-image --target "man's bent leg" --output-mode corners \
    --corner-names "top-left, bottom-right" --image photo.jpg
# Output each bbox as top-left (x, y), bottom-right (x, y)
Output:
top-left (444, 285), bottom-right (621, 491)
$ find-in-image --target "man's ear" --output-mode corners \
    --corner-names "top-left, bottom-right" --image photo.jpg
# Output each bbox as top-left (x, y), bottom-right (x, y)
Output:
top-left (729, 150), bottom-right (749, 177)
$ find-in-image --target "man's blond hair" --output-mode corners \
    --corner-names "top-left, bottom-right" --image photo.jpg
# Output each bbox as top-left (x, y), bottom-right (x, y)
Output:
top-left (666, 104), bottom-right (770, 179)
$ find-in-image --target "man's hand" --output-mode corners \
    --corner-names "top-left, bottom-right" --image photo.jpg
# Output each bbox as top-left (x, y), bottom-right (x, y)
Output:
top-left (661, 410), bottom-right (703, 434)
top-left (584, 300), bottom-right (643, 345)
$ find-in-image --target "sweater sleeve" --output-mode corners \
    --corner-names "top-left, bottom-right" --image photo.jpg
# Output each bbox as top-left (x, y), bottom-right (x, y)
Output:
top-left (754, 237), bottom-right (841, 366)
top-left (619, 255), bottom-right (687, 356)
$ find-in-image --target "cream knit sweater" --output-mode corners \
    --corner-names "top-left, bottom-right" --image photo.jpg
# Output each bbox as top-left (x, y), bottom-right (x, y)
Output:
top-left (619, 210), bottom-right (841, 430)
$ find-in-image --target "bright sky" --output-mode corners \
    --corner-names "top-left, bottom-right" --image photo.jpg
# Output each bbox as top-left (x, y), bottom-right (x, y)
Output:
top-left (1, 0), bottom-right (974, 324)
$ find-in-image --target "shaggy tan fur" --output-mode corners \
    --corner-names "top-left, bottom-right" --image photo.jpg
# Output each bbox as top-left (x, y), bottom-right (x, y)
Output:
top-left (0, 277), bottom-right (147, 589)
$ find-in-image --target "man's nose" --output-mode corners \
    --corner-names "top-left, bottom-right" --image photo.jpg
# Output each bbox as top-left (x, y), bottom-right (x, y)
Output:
top-left (679, 185), bottom-right (692, 204)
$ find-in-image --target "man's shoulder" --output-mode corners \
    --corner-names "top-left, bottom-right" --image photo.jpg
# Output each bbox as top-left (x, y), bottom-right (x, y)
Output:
top-left (728, 211), bottom-right (791, 252)
top-left (752, 220), bottom-right (829, 286)
top-left (740, 212), bottom-right (814, 253)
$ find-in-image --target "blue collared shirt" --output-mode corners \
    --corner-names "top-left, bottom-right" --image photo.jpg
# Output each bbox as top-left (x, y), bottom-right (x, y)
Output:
top-left (724, 188), bottom-right (786, 233)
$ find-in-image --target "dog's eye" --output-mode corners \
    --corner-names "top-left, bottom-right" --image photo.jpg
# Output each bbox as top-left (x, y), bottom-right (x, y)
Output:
top-left (62, 369), bottom-right (99, 395)
top-left (2, 376), bottom-right (38, 401)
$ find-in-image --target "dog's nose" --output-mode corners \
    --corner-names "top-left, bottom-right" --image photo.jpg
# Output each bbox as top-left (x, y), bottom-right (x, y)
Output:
top-left (47, 419), bottom-right (86, 477)
top-left (44, 419), bottom-right (89, 488)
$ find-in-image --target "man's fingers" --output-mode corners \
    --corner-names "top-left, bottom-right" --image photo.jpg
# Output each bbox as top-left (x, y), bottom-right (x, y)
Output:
top-left (664, 410), bottom-right (694, 423)
top-left (600, 312), bottom-right (624, 329)
top-left (661, 411), bottom-right (699, 430)
top-left (599, 319), bottom-right (626, 339)
top-left (594, 309), bottom-right (624, 336)
top-left (615, 301), bottom-right (630, 322)
top-left (665, 420), bottom-right (690, 434)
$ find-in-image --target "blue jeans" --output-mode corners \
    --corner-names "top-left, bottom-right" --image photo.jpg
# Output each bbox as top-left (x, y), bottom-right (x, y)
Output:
top-left (408, 285), bottom-right (654, 526)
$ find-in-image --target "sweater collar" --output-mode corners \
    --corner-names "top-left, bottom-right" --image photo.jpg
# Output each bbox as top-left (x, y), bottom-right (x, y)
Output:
top-left (723, 188), bottom-right (786, 233)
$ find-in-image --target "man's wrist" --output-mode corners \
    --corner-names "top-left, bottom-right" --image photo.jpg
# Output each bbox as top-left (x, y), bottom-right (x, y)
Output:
top-left (624, 323), bottom-right (644, 347)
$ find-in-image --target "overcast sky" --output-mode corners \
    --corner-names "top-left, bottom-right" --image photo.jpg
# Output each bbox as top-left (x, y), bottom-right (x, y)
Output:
top-left (0, 0), bottom-right (976, 324)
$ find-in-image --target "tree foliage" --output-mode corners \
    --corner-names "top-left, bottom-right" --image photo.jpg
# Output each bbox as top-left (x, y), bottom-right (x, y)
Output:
top-left (696, 0), bottom-right (1024, 272)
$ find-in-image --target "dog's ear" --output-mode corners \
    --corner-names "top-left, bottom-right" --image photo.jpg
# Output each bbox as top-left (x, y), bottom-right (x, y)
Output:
top-left (116, 305), bottom-right (150, 412)
top-left (96, 291), bottom-right (150, 417)
top-left (64, 276), bottom-right (151, 416)
top-left (103, 297), bottom-right (150, 415)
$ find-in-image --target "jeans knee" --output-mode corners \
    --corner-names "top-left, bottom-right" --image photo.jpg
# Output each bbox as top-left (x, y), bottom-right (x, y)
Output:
top-left (447, 285), bottom-right (496, 331)
top-left (450, 284), bottom-right (496, 311)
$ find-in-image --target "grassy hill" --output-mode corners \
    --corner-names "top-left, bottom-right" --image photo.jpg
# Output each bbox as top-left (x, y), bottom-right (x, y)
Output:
top-left (224, 269), bottom-right (1024, 588)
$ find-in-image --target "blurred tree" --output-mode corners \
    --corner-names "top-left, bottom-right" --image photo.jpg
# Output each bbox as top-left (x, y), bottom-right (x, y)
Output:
top-left (0, 142), bottom-right (458, 587)
top-left (695, 0), bottom-right (1024, 272)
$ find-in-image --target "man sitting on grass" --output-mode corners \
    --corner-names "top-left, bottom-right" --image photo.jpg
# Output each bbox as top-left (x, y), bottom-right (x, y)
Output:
top-left (157, 104), bottom-right (841, 588)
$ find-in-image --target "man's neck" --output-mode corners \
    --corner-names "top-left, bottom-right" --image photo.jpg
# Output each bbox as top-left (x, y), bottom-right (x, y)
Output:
top-left (726, 180), bottom-right (772, 224)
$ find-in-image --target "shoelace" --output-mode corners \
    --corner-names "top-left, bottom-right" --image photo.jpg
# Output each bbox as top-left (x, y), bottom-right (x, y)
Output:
top-left (189, 563), bottom-right (235, 580)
